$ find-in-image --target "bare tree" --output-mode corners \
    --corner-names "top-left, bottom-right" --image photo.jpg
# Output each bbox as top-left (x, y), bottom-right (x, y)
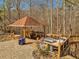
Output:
top-left (16, 0), bottom-right (21, 19)
top-left (50, 0), bottom-right (53, 34)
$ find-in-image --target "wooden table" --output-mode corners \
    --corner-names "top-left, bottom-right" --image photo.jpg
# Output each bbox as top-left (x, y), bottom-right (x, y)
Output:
top-left (44, 37), bottom-right (68, 59)
top-left (44, 38), bottom-right (67, 47)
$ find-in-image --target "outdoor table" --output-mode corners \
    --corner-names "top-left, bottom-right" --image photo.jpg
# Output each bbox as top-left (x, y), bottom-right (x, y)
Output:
top-left (44, 38), bottom-right (67, 47)
top-left (43, 37), bottom-right (69, 59)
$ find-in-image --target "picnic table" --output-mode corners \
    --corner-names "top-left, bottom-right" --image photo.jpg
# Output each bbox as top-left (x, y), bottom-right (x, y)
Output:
top-left (44, 37), bottom-right (68, 47)
top-left (42, 37), bottom-right (69, 59)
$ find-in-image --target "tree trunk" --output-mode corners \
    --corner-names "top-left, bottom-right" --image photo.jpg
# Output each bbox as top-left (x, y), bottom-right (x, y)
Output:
top-left (16, 0), bottom-right (21, 19)
top-left (50, 0), bottom-right (53, 34)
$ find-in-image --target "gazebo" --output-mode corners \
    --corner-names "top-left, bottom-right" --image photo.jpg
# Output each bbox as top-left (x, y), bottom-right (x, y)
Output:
top-left (9, 16), bottom-right (45, 38)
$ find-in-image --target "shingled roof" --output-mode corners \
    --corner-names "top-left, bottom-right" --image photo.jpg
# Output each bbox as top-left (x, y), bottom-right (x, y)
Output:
top-left (9, 16), bottom-right (43, 27)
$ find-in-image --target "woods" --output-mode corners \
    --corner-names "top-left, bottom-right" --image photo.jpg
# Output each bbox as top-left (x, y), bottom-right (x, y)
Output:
top-left (0, 0), bottom-right (79, 35)
top-left (0, 0), bottom-right (79, 59)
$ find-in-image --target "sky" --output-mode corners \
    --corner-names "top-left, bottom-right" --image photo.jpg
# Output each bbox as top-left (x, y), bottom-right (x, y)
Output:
top-left (0, 0), bottom-right (62, 9)
top-left (0, 0), bottom-right (3, 6)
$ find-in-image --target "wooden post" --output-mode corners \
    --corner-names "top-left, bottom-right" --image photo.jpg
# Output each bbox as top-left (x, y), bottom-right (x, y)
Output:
top-left (20, 28), bottom-right (22, 36)
top-left (58, 42), bottom-right (61, 59)
top-left (23, 28), bottom-right (26, 38)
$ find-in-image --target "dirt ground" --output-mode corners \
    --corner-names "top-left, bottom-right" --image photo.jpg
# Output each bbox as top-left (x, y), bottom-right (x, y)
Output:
top-left (0, 40), bottom-right (34, 59)
top-left (0, 38), bottom-right (76, 59)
